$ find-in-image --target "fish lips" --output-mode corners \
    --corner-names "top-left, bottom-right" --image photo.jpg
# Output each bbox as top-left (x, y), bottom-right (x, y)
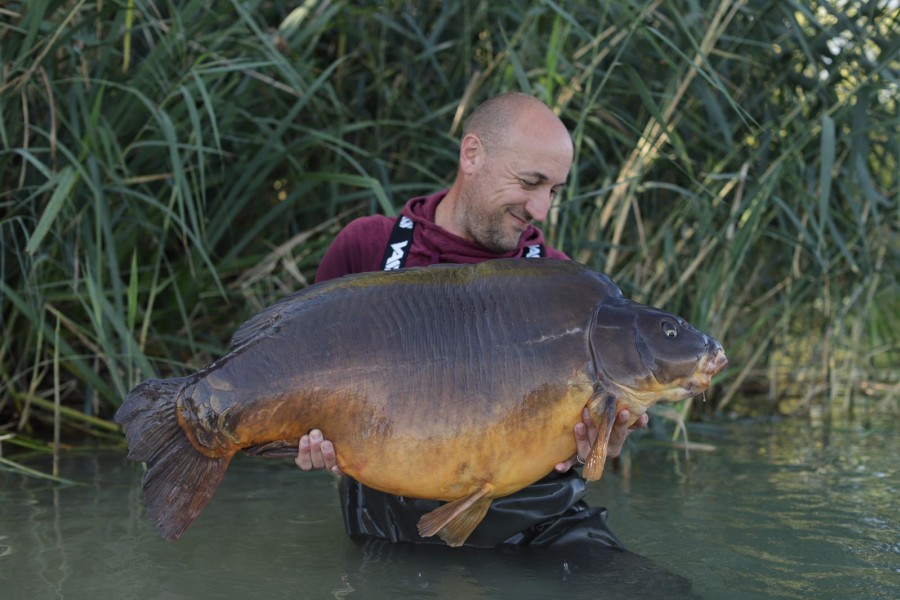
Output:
top-left (674, 340), bottom-right (728, 397)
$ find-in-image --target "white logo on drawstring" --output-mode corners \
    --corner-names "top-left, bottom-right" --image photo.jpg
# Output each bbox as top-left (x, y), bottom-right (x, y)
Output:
top-left (384, 241), bottom-right (408, 270)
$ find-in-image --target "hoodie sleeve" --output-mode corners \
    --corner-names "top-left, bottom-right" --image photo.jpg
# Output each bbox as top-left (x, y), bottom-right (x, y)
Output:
top-left (315, 216), bottom-right (394, 283)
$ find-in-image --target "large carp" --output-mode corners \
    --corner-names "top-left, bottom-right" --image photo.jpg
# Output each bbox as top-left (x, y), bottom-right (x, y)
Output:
top-left (117, 259), bottom-right (727, 546)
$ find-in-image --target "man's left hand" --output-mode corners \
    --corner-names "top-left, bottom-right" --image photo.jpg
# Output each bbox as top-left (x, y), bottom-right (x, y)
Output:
top-left (554, 407), bottom-right (649, 473)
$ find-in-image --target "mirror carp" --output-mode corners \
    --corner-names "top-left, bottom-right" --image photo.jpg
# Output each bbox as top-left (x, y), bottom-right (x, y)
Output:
top-left (116, 259), bottom-right (727, 546)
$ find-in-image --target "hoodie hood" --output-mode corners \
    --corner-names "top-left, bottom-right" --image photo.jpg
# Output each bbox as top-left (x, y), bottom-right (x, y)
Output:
top-left (400, 190), bottom-right (552, 265)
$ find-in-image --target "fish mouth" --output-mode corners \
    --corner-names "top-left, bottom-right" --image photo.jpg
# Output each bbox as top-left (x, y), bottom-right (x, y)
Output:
top-left (613, 346), bottom-right (728, 408)
top-left (682, 346), bottom-right (728, 397)
top-left (703, 346), bottom-right (728, 379)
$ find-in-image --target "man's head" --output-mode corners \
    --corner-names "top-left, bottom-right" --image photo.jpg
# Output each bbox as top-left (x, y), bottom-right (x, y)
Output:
top-left (442, 92), bottom-right (574, 253)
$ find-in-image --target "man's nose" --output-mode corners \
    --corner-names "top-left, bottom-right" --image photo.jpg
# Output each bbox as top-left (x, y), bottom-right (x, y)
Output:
top-left (524, 192), bottom-right (552, 222)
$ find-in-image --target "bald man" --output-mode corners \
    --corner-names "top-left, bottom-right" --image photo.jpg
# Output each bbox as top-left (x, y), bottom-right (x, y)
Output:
top-left (298, 92), bottom-right (648, 549)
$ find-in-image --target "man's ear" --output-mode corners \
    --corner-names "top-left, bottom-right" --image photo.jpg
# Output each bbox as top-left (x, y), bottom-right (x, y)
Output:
top-left (459, 133), bottom-right (483, 175)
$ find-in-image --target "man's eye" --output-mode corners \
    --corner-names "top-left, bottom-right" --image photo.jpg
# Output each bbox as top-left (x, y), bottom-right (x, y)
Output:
top-left (520, 179), bottom-right (538, 188)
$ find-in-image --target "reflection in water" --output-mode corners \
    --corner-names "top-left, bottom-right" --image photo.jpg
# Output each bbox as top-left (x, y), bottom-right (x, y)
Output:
top-left (342, 537), bottom-right (698, 599)
top-left (0, 418), bottom-right (897, 599)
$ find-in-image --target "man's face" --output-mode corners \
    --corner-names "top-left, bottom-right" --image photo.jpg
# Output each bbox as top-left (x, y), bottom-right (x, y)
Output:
top-left (458, 115), bottom-right (573, 253)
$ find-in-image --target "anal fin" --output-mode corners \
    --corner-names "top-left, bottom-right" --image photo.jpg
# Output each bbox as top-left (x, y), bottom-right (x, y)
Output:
top-left (417, 483), bottom-right (493, 547)
top-left (583, 395), bottom-right (618, 481)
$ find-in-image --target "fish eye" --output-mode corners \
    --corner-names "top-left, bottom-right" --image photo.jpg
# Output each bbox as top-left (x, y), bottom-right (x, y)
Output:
top-left (662, 320), bottom-right (678, 338)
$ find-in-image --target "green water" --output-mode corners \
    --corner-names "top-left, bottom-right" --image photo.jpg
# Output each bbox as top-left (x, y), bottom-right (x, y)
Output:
top-left (1, 417), bottom-right (897, 599)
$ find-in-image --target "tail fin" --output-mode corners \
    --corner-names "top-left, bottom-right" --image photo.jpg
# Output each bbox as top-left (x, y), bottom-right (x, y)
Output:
top-left (116, 378), bottom-right (232, 541)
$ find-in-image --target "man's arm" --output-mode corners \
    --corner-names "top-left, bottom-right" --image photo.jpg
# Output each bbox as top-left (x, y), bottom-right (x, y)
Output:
top-left (315, 217), bottom-right (393, 284)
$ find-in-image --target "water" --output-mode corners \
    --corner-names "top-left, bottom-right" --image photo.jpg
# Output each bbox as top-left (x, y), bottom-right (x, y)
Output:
top-left (1, 418), bottom-right (897, 599)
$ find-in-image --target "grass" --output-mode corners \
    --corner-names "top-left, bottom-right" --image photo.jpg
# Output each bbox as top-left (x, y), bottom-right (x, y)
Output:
top-left (1, 0), bottom-right (897, 464)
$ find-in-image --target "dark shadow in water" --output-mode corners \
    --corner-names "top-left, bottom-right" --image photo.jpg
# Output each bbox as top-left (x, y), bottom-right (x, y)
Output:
top-left (343, 537), bottom-right (700, 599)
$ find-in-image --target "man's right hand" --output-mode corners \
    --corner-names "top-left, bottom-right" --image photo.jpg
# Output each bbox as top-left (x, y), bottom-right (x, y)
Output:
top-left (296, 429), bottom-right (342, 474)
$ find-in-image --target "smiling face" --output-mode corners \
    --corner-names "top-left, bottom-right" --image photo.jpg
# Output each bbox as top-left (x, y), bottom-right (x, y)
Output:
top-left (447, 98), bottom-right (574, 253)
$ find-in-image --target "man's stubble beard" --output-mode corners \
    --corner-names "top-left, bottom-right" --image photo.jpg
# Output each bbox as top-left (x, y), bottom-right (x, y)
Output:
top-left (458, 181), bottom-right (521, 254)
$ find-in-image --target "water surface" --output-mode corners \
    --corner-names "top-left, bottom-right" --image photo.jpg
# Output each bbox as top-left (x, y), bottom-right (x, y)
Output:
top-left (1, 417), bottom-right (896, 599)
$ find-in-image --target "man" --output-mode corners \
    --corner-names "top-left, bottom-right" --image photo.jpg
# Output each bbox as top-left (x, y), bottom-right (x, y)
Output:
top-left (297, 92), bottom-right (648, 548)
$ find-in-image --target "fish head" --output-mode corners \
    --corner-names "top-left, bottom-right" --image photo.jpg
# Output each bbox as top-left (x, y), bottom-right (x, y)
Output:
top-left (588, 299), bottom-right (728, 413)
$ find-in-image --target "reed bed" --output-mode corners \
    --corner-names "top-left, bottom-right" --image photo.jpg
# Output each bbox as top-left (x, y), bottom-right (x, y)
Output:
top-left (1, 1), bottom-right (897, 469)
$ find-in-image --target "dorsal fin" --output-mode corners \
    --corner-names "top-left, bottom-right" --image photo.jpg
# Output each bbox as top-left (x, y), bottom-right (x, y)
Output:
top-left (229, 276), bottom-right (358, 349)
top-left (229, 290), bottom-right (304, 349)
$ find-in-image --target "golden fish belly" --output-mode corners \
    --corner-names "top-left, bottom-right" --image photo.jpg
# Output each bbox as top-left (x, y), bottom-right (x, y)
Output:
top-left (328, 378), bottom-right (596, 501)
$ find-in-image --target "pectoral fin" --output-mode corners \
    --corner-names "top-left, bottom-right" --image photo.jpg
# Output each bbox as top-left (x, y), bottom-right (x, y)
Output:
top-left (583, 395), bottom-right (618, 481)
top-left (417, 483), bottom-right (493, 547)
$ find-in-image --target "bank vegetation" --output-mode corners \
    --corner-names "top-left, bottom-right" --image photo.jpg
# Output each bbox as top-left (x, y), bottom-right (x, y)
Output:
top-left (1, 1), bottom-right (897, 471)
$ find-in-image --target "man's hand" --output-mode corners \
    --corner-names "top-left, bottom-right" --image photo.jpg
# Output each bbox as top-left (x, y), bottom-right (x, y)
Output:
top-left (554, 407), bottom-right (649, 473)
top-left (295, 429), bottom-right (342, 474)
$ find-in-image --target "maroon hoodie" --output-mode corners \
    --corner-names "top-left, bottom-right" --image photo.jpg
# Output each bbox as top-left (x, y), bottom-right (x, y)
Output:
top-left (316, 189), bottom-right (568, 283)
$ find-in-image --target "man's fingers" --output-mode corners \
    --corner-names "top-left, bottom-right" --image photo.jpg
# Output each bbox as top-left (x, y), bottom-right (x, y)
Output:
top-left (321, 441), bottom-right (343, 474)
top-left (320, 440), bottom-right (337, 469)
top-left (296, 434), bottom-right (312, 470)
top-left (309, 429), bottom-right (326, 469)
top-left (630, 413), bottom-right (650, 430)
top-left (574, 420), bottom-right (592, 461)
top-left (296, 430), bottom-right (343, 474)
top-left (581, 407), bottom-right (597, 439)
top-left (297, 430), bottom-right (327, 470)
top-left (555, 457), bottom-right (576, 472)
top-left (606, 410), bottom-right (632, 458)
